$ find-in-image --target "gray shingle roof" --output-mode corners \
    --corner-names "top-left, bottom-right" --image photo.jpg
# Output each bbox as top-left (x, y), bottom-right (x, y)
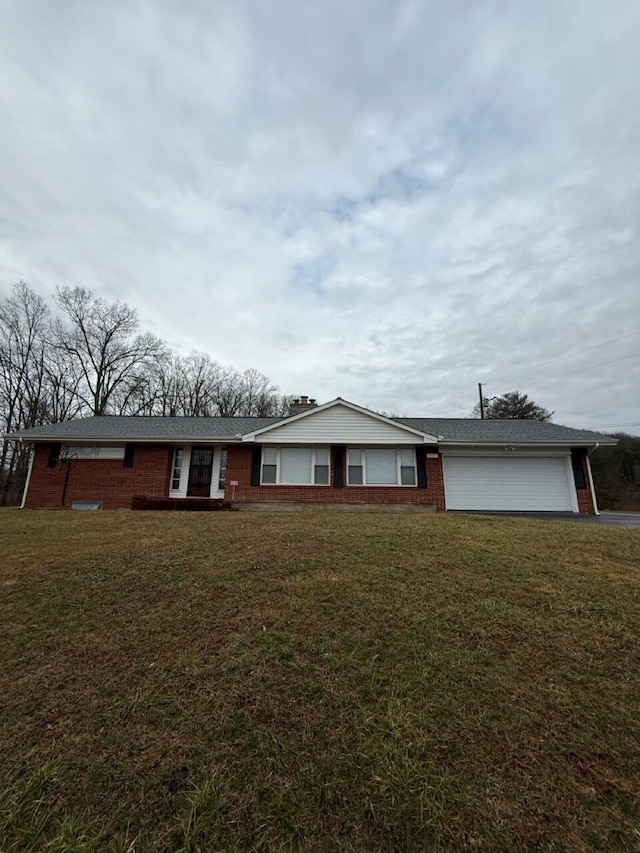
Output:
top-left (395, 418), bottom-right (614, 444)
top-left (6, 416), bottom-right (284, 441)
top-left (6, 414), bottom-right (614, 445)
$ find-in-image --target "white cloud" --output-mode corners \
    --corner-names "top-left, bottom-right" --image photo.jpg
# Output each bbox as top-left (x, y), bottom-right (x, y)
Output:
top-left (1, 0), bottom-right (639, 430)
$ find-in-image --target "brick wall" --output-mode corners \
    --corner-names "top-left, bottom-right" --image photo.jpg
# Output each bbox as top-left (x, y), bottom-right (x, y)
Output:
top-left (26, 441), bottom-right (593, 514)
top-left (574, 449), bottom-right (596, 514)
top-left (225, 445), bottom-right (446, 509)
top-left (26, 444), bottom-right (173, 509)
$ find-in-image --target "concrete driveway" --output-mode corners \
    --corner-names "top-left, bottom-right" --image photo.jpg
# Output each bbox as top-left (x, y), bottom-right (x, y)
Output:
top-left (460, 511), bottom-right (640, 529)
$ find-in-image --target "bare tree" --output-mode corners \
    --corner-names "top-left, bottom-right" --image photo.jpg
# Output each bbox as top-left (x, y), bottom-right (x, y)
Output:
top-left (115, 347), bottom-right (185, 416)
top-left (95, 351), bottom-right (291, 419)
top-left (0, 282), bottom-right (50, 503)
top-left (149, 350), bottom-right (190, 417)
top-left (1, 281), bottom-right (291, 502)
top-left (41, 347), bottom-right (86, 423)
top-left (176, 352), bottom-right (219, 416)
top-left (52, 286), bottom-right (163, 415)
top-left (238, 368), bottom-right (278, 416)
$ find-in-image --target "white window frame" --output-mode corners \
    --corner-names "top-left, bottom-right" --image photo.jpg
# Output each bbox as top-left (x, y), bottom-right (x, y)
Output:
top-left (260, 447), bottom-right (331, 486)
top-left (347, 448), bottom-right (417, 487)
top-left (171, 446), bottom-right (185, 492)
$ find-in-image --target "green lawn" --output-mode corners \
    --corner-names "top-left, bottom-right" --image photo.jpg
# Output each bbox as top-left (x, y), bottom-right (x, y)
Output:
top-left (0, 509), bottom-right (638, 852)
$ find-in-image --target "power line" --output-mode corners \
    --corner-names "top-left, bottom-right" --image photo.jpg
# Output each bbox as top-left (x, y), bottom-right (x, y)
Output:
top-left (485, 330), bottom-right (640, 388)
top-left (485, 351), bottom-right (639, 392)
top-left (583, 423), bottom-right (640, 430)
top-left (541, 351), bottom-right (640, 382)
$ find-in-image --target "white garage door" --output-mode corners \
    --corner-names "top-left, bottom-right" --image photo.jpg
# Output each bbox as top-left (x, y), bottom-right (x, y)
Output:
top-left (443, 455), bottom-right (575, 511)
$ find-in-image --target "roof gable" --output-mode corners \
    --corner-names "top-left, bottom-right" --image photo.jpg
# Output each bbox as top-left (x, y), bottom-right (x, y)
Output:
top-left (242, 398), bottom-right (438, 444)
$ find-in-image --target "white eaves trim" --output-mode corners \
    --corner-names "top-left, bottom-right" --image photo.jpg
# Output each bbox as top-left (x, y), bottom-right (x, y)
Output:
top-left (439, 438), bottom-right (617, 449)
top-left (5, 435), bottom-right (244, 444)
top-left (240, 398), bottom-right (440, 443)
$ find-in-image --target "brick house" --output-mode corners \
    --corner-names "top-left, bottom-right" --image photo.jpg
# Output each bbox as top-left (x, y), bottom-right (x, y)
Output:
top-left (7, 397), bottom-right (614, 514)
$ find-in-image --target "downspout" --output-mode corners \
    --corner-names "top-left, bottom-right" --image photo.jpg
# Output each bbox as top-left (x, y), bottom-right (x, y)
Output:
top-left (20, 441), bottom-right (35, 509)
top-left (586, 443), bottom-right (600, 516)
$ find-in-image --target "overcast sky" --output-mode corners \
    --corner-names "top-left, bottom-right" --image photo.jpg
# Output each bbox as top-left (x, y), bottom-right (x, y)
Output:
top-left (1, 1), bottom-right (639, 431)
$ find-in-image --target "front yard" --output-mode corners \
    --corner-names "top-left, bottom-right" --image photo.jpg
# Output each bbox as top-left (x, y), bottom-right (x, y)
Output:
top-left (1, 509), bottom-right (638, 851)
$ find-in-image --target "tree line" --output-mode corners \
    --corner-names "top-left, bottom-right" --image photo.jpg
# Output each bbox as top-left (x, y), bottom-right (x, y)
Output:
top-left (0, 281), bottom-right (291, 504)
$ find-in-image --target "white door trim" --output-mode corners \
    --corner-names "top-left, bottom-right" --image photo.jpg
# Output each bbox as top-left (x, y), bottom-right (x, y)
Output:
top-left (169, 445), bottom-right (225, 499)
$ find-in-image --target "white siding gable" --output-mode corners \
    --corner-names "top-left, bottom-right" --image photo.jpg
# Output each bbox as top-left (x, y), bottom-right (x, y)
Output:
top-left (252, 403), bottom-right (430, 445)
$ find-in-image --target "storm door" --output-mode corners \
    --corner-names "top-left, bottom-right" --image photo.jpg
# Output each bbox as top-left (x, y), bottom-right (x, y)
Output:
top-left (187, 446), bottom-right (214, 497)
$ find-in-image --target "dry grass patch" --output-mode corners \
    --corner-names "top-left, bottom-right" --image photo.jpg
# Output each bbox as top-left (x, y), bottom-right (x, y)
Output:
top-left (0, 509), bottom-right (638, 851)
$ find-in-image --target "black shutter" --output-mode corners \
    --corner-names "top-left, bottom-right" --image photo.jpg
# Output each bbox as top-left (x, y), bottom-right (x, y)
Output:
top-left (251, 445), bottom-right (262, 486)
top-left (332, 446), bottom-right (345, 487)
top-left (123, 444), bottom-right (136, 468)
top-left (571, 449), bottom-right (586, 489)
top-left (47, 443), bottom-right (61, 467)
top-left (416, 447), bottom-right (428, 488)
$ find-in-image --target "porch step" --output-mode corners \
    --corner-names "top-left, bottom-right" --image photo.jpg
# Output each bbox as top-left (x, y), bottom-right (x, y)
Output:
top-left (236, 501), bottom-right (437, 513)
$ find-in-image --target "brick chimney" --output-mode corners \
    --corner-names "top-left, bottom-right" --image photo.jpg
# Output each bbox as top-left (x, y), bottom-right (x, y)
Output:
top-left (289, 395), bottom-right (318, 416)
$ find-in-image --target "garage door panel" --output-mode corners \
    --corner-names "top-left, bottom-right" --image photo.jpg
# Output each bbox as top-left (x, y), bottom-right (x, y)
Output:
top-left (443, 456), bottom-right (574, 511)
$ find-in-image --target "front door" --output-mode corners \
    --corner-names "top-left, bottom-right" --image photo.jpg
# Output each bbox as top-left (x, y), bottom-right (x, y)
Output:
top-left (187, 446), bottom-right (214, 497)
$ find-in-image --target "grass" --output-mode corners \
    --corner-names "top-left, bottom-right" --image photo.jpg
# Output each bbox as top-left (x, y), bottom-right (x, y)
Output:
top-left (0, 508), bottom-right (638, 852)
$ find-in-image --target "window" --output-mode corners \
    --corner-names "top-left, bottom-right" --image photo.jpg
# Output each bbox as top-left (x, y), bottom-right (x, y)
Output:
top-left (400, 448), bottom-right (416, 485)
top-left (64, 446), bottom-right (94, 459)
top-left (261, 447), bottom-right (278, 484)
top-left (171, 447), bottom-right (184, 490)
top-left (365, 449), bottom-right (397, 484)
top-left (347, 448), bottom-right (417, 486)
top-left (260, 447), bottom-right (330, 485)
top-left (62, 445), bottom-right (125, 460)
top-left (218, 448), bottom-right (228, 490)
top-left (314, 448), bottom-right (330, 485)
top-left (94, 446), bottom-right (126, 460)
top-left (348, 449), bottom-right (363, 484)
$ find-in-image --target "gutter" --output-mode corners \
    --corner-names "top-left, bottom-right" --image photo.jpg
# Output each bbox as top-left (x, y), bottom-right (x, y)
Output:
top-left (438, 439), bottom-right (618, 449)
top-left (20, 439), bottom-right (35, 509)
top-left (5, 435), bottom-right (245, 444)
top-left (586, 442), bottom-right (600, 516)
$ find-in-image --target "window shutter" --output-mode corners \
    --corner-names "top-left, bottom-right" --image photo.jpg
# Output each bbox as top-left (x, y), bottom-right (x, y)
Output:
top-left (123, 444), bottom-right (136, 468)
top-left (47, 443), bottom-right (61, 467)
top-left (571, 449), bottom-right (586, 489)
top-left (416, 447), bottom-right (428, 488)
top-left (251, 446), bottom-right (262, 486)
top-left (332, 446), bottom-right (345, 487)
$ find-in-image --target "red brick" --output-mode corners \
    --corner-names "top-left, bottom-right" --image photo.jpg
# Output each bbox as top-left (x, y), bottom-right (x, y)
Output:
top-left (24, 443), bottom-right (596, 515)
top-left (224, 446), bottom-right (446, 510)
top-left (26, 444), bottom-right (173, 510)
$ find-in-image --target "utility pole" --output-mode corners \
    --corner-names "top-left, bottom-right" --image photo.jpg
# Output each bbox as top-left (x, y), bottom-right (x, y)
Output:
top-left (478, 383), bottom-right (485, 420)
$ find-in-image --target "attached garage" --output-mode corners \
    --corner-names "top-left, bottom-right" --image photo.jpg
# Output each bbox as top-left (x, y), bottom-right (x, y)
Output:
top-left (442, 454), bottom-right (576, 512)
